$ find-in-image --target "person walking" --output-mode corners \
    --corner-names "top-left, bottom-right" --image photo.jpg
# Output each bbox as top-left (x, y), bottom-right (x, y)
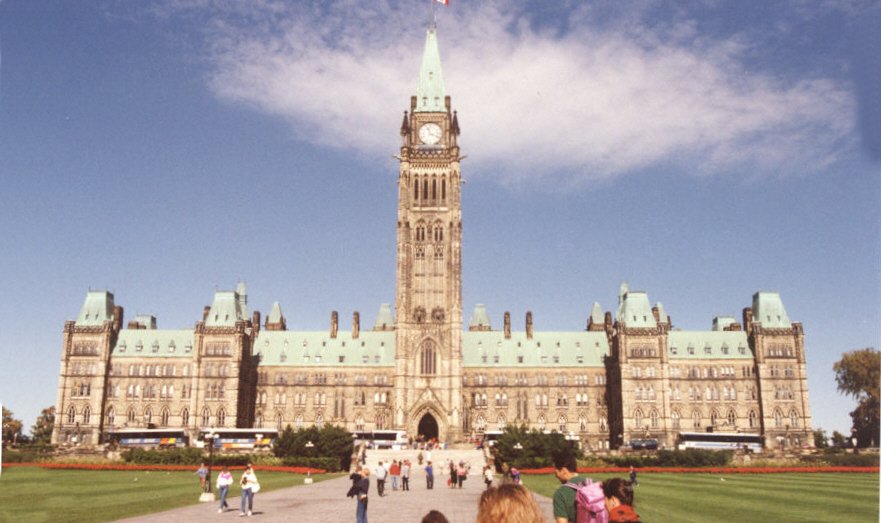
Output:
top-left (629, 465), bottom-right (638, 487)
top-left (216, 466), bottom-right (233, 513)
top-left (390, 460), bottom-right (401, 490)
top-left (456, 461), bottom-right (468, 489)
top-left (374, 461), bottom-right (388, 497)
top-left (354, 467), bottom-right (370, 523)
top-left (401, 459), bottom-right (411, 491)
top-left (483, 465), bottom-right (494, 490)
top-left (425, 461), bottom-right (434, 489)
top-left (195, 462), bottom-right (209, 493)
top-left (240, 464), bottom-right (259, 516)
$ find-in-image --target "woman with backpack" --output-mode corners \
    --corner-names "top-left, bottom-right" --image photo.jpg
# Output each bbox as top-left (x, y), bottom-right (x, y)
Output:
top-left (603, 478), bottom-right (641, 522)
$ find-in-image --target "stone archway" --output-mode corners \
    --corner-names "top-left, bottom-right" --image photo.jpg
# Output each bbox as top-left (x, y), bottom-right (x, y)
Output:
top-left (417, 412), bottom-right (439, 441)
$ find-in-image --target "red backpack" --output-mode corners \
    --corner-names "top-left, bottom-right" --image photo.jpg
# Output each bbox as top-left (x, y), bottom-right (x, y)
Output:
top-left (565, 478), bottom-right (609, 523)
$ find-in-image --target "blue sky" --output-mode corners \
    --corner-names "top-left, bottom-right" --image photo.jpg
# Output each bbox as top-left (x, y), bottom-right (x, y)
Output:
top-left (0, 0), bottom-right (878, 439)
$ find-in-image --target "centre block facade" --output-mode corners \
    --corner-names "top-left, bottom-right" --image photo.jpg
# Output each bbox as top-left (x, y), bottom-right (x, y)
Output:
top-left (52, 28), bottom-right (813, 450)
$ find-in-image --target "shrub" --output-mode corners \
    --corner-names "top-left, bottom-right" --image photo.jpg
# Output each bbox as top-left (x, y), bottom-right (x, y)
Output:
top-left (492, 425), bottom-right (582, 470)
top-left (800, 453), bottom-right (879, 467)
top-left (121, 447), bottom-right (204, 465)
top-left (272, 424), bottom-right (353, 472)
top-left (280, 456), bottom-right (340, 471)
top-left (603, 449), bottom-right (733, 468)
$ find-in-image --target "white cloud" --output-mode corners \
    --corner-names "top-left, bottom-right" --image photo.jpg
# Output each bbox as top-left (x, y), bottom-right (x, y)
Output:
top-left (191, 1), bottom-right (855, 186)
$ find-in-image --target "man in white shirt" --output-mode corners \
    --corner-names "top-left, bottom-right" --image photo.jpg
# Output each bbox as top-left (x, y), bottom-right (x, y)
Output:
top-left (374, 461), bottom-right (388, 496)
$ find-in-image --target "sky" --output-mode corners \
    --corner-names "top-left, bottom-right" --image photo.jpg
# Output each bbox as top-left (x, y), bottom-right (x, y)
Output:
top-left (0, 0), bottom-right (878, 439)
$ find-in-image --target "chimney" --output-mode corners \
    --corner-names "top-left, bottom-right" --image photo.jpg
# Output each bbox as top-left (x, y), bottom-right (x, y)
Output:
top-left (203, 306), bottom-right (211, 322)
top-left (252, 311), bottom-right (261, 330)
top-left (330, 311), bottom-right (339, 339)
top-left (504, 311), bottom-right (511, 339)
top-left (526, 311), bottom-right (533, 340)
top-left (353, 311), bottom-right (360, 339)
top-left (743, 307), bottom-right (753, 331)
top-left (652, 306), bottom-right (660, 322)
top-left (113, 305), bottom-right (124, 331)
top-left (127, 320), bottom-right (140, 330)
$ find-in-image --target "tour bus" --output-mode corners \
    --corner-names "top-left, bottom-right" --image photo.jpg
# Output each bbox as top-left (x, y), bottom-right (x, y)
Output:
top-left (352, 430), bottom-right (408, 449)
top-left (676, 431), bottom-right (764, 453)
top-left (107, 428), bottom-right (189, 448)
top-left (196, 428), bottom-right (278, 450)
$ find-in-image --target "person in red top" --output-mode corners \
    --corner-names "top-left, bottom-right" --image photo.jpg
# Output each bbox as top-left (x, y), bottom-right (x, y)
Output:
top-left (602, 478), bottom-right (641, 522)
top-left (390, 460), bottom-right (401, 490)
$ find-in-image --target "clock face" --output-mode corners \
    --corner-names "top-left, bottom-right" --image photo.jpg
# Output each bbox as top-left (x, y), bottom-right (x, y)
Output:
top-left (418, 123), bottom-right (442, 145)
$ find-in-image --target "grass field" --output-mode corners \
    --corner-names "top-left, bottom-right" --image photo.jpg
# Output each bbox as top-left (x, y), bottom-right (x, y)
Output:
top-left (522, 472), bottom-right (880, 523)
top-left (0, 467), bottom-right (337, 523)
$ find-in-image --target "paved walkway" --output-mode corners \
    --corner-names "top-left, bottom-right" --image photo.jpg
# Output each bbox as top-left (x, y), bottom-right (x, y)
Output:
top-left (115, 450), bottom-right (556, 523)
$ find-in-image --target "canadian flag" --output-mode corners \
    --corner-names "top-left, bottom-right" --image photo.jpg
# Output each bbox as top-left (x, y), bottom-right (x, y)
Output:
top-left (435, 0), bottom-right (449, 4)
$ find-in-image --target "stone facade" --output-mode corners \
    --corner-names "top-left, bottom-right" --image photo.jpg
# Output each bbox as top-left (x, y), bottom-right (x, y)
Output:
top-left (52, 28), bottom-right (812, 451)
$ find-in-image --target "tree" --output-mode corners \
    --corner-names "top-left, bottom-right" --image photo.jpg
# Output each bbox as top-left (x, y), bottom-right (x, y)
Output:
top-left (30, 406), bottom-right (56, 445)
top-left (812, 428), bottom-right (828, 449)
top-left (2, 406), bottom-right (24, 447)
top-left (830, 431), bottom-right (849, 448)
top-left (833, 348), bottom-right (880, 447)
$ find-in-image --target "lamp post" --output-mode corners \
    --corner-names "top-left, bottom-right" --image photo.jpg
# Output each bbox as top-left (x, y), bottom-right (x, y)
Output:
top-left (200, 432), bottom-right (217, 502)
top-left (304, 441), bottom-right (315, 484)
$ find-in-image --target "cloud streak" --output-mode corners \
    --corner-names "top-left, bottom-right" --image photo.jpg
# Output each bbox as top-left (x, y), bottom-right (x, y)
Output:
top-left (186, 1), bottom-right (855, 186)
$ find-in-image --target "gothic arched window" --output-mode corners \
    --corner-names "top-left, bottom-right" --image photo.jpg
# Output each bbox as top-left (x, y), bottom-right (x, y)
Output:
top-left (420, 341), bottom-right (437, 375)
top-left (67, 406), bottom-right (76, 424)
top-left (181, 408), bottom-right (189, 427)
top-left (83, 406), bottom-right (91, 425)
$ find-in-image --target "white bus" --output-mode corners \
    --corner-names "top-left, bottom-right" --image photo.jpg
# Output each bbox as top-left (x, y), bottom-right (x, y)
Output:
top-left (676, 432), bottom-right (764, 453)
top-left (352, 430), bottom-right (408, 449)
top-left (196, 428), bottom-right (278, 450)
top-left (481, 430), bottom-right (503, 448)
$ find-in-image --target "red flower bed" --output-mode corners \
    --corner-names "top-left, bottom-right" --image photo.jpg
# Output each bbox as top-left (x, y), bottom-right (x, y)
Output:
top-left (514, 466), bottom-right (879, 475)
top-left (1, 462), bottom-right (326, 474)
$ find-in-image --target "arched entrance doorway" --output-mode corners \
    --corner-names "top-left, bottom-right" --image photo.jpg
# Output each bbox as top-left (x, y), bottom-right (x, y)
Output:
top-left (417, 413), bottom-right (439, 441)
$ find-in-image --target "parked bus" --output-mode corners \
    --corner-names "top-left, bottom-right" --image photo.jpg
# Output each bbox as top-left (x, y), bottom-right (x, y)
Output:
top-left (351, 430), bottom-right (408, 449)
top-left (107, 429), bottom-right (189, 449)
top-left (196, 428), bottom-right (278, 450)
top-left (676, 432), bottom-right (764, 453)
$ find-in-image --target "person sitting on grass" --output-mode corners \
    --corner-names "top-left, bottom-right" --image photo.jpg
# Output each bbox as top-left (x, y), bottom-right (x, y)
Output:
top-left (603, 478), bottom-right (641, 523)
top-left (477, 483), bottom-right (546, 523)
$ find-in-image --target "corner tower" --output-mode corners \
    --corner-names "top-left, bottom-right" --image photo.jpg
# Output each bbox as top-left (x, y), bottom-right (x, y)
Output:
top-left (394, 26), bottom-right (463, 442)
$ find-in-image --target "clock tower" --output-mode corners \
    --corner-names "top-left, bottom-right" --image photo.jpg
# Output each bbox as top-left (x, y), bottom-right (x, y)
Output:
top-left (394, 26), bottom-right (464, 442)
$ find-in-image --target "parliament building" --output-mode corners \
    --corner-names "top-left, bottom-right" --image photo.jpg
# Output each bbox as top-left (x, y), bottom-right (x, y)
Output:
top-left (52, 27), bottom-right (813, 451)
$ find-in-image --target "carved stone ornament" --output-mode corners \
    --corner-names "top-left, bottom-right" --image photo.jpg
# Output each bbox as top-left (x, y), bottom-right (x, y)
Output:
top-left (431, 307), bottom-right (445, 322)
top-left (413, 306), bottom-right (427, 323)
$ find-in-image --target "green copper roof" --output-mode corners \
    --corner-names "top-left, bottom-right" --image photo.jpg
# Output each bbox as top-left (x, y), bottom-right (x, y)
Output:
top-left (206, 290), bottom-right (247, 327)
top-left (373, 304), bottom-right (394, 331)
top-left (752, 292), bottom-right (791, 328)
top-left (415, 27), bottom-right (446, 112)
top-left (462, 331), bottom-right (609, 367)
top-left (590, 302), bottom-right (604, 325)
top-left (112, 329), bottom-right (195, 358)
top-left (469, 304), bottom-right (492, 330)
top-left (76, 291), bottom-right (115, 326)
top-left (267, 302), bottom-right (284, 324)
top-left (617, 291), bottom-right (657, 328)
top-left (254, 331), bottom-right (395, 367)
top-left (667, 330), bottom-right (752, 360)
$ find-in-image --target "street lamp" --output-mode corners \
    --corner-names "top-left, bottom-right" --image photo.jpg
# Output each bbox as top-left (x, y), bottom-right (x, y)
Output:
top-left (513, 442), bottom-right (523, 450)
top-left (200, 432), bottom-right (217, 502)
top-left (304, 441), bottom-right (316, 484)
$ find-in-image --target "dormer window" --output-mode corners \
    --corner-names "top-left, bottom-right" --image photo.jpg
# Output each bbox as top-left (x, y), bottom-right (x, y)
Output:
top-left (135, 342), bottom-right (143, 352)
top-left (168, 340), bottom-right (176, 353)
top-left (118, 341), bottom-right (126, 353)
top-left (185, 343), bottom-right (192, 353)
top-left (152, 341), bottom-right (160, 353)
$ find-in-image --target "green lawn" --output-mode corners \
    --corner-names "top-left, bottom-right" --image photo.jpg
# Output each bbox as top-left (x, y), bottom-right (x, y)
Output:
top-left (0, 467), bottom-right (337, 523)
top-left (523, 472), bottom-right (880, 523)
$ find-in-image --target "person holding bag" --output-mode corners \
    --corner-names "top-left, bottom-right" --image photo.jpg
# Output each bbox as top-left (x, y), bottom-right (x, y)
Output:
top-left (216, 466), bottom-right (234, 513)
top-left (240, 464), bottom-right (259, 517)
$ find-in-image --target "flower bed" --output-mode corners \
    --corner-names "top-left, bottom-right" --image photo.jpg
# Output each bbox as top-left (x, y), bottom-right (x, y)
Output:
top-left (1, 462), bottom-right (326, 474)
top-left (515, 465), bottom-right (879, 475)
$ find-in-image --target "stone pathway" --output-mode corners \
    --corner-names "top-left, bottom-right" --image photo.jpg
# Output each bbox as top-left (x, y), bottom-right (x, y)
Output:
top-left (114, 449), bottom-right (555, 523)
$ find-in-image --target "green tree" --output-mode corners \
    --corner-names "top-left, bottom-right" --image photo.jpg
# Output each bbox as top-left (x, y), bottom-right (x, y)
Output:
top-left (812, 428), bottom-right (828, 449)
top-left (2, 406), bottom-right (24, 446)
top-left (833, 348), bottom-right (880, 447)
top-left (30, 406), bottom-right (56, 445)
top-left (830, 430), bottom-right (849, 448)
